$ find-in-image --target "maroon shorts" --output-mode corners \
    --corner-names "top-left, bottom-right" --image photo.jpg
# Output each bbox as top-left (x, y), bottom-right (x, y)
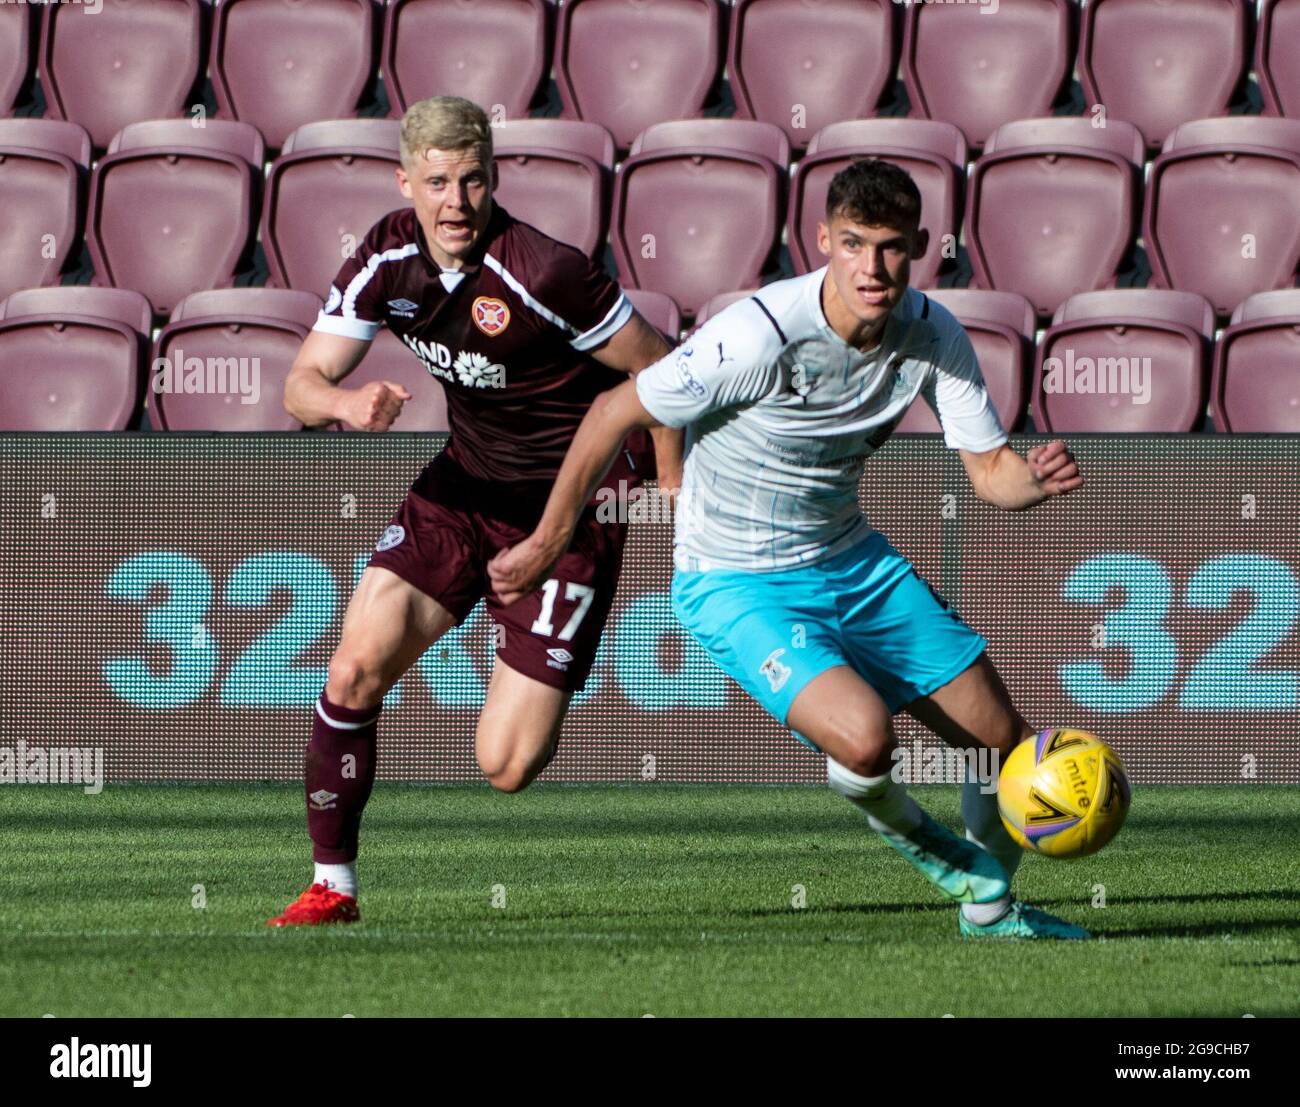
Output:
top-left (367, 453), bottom-right (626, 692)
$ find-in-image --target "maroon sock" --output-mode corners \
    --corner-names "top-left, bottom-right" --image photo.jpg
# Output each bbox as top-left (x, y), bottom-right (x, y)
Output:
top-left (306, 692), bottom-right (379, 864)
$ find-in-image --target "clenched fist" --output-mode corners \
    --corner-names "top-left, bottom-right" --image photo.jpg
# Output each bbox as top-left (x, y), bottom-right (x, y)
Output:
top-left (340, 381), bottom-right (412, 432)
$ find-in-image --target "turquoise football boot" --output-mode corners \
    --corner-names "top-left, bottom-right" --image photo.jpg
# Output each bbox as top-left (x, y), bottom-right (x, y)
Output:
top-left (959, 900), bottom-right (1092, 940)
top-left (876, 811), bottom-right (1010, 904)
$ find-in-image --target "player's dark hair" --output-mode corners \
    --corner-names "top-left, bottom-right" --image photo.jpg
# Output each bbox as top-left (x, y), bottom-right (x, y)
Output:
top-left (825, 159), bottom-right (923, 230)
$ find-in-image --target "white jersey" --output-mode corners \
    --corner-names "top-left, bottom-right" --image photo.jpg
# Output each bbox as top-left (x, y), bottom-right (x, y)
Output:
top-left (635, 269), bottom-right (1008, 572)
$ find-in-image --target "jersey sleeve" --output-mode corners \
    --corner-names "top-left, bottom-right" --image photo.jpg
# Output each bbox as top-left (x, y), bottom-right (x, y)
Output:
top-left (523, 242), bottom-right (634, 352)
top-left (312, 217), bottom-right (410, 342)
top-left (634, 299), bottom-right (783, 429)
top-left (921, 319), bottom-right (1009, 453)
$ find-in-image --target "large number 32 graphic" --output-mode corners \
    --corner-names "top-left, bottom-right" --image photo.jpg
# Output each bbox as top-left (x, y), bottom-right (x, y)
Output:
top-left (1061, 553), bottom-right (1299, 712)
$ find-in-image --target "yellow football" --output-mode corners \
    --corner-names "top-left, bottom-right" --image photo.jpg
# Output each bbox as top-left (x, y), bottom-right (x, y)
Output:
top-left (998, 729), bottom-right (1131, 858)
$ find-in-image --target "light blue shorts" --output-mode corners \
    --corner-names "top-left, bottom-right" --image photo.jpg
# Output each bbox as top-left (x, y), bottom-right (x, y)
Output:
top-left (670, 531), bottom-right (987, 750)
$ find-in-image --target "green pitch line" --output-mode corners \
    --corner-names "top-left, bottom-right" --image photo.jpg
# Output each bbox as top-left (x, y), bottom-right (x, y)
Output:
top-left (1, 785), bottom-right (1297, 1017)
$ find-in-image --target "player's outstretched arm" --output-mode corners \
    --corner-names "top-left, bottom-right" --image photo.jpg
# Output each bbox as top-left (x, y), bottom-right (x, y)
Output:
top-left (960, 440), bottom-right (1083, 511)
top-left (589, 311), bottom-right (684, 496)
top-left (488, 378), bottom-right (661, 605)
top-left (284, 330), bottom-right (411, 431)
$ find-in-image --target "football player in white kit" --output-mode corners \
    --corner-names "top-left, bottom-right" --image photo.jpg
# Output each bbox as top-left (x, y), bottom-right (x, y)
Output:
top-left (489, 159), bottom-right (1089, 938)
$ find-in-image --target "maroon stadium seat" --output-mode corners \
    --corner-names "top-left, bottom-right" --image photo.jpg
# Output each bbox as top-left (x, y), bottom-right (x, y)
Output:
top-left (0, 0), bottom-right (33, 116)
top-left (1258, 0), bottom-right (1300, 119)
top-left (694, 289), bottom-right (761, 327)
top-left (39, 0), bottom-right (205, 150)
top-left (383, 0), bottom-right (549, 121)
top-left (338, 328), bottom-right (451, 432)
top-left (624, 288), bottom-right (682, 340)
top-left (2, 285), bottom-right (153, 334)
top-left (492, 120), bottom-right (616, 258)
top-left (1143, 118), bottom-right (1300, 318)
top-left (150, 289), bottom-right (322, 431)
top-left (87, 120), bottom-right (263, 316)
top-left (555, 0), bottom-right (723, 150)
top-left (1211, 290), bottom-right (1300, 431)
top-left (0, 119), bottom-right (91, 301)
top-left (1032, 290), bottom-right (1215, 432)
top-left (895, 289), bottom-right (1035, 434)
top-left (263, 120), bottom-right (404, 296)
top-left (966, 118), bottom-right (1144, 317)
top-left (210, 0), bottom-right (377, 150)
top-left (728, 0), bottom-right (897, 152)
top-left (1079, 0), bottom-right (1250, 149)
top-left (0, 287), bottom-right (150, 430)
top-left (787, 119), bottom-right (967, 288)
top-left (901, 0), bottom-right (1074, 149)
top-left (611, 124), bottom-right (781, 318)
top-left (630, 118), bottom-right (790, 166)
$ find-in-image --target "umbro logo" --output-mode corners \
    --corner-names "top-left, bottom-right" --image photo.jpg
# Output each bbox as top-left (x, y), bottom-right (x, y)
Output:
top-left (546, 647), bottom-right (574, 671)
top-left (309, 789), bottom-right (339, 811)
top-left (387, 298), bottom-right (419, 318)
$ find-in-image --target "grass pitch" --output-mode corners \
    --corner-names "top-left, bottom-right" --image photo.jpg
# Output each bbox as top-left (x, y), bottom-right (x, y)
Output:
top-left (2, 784), bottom-right (1297, 1017)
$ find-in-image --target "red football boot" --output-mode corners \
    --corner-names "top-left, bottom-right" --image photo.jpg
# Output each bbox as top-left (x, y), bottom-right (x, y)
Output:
top-left (267, 882), bottom-right (360, 927)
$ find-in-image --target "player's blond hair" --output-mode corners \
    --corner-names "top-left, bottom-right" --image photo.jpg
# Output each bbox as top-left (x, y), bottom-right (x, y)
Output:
top-left (399, 96), bottom-right (493, 169)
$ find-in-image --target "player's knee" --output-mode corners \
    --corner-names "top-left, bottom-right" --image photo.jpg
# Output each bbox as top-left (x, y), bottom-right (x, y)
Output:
top-left (823, 721), bottom-right (893, 777)
top-left (478, 735), bottom-right (555, 794)
top-left (325, 653), bottom-right (386, 711)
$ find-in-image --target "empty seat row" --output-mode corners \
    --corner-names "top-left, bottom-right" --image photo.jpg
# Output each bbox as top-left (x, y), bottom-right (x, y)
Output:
top-left (6, 114), bottom-right (1297, 322)
top-left (0, 285), bottom-right (451, 433)
top-left (2, 284), bottom-right (1296, 435)
top-left (4, 1), bottom-right (1300, 153)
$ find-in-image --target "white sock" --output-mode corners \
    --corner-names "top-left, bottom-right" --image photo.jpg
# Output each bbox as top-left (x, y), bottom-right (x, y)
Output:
top-left (959, 772), bottom-right (1018, 924)
top-left (826, 757), bottom-right (923, 835)
top-left (314, 862), bottom-right (357, 898)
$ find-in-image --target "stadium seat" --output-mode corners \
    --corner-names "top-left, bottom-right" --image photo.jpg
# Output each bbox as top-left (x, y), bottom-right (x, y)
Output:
top-left (383, 0), bottom-right (549, 121)
top-left (1210, 290), bottom-right (1300, 431)
top-left (1032, 290), bottom-right (1214, 432)
top-left (694, 289), bottom-right (761, 326)
top-left (38, 0), bottom-right (205, 150)
top-left (895, 289), bottom-right (1035, 434)
top-left (1079, 0), bottom-right (1250, 149)
top-left (624, 288), bottom-right (682, 340)
top-left (1143, 118), bottom-right (1300, 318)
top-left (339, 328), bottom-right (451, 432)
top-left (727, 0), bottom-right (897, 152)
top-left (87, 120), bottom-right (263, 316)
top-left (262, 120), bottom-right (404, 296)
top-left (965, 118), bottom-right (1144, 317)
top-left (1259, 0), bottom-right (1300, 119)
top-left (0, 119), bottom-right (92, 302)
top-left (0, 287), bottom-right (150, 430)
top-left (900, 0), bottom-right (1074, 149)
top-left (554, 0), bottom-right (723, 150)
top-left (0, 0), bottom-right (33, 116)
top-left (787, 119), bottom-right (966, 288)
top-left (492, 119), bottom-right (615, 258)
top-left (150, 289), bottom-right (322, 431)
top-left (210, 0), bottom-right (377, 150)
top-left (611, 121), bottom-right (782, 318)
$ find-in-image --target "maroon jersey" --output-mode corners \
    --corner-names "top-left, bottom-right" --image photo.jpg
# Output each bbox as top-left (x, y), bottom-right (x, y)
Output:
top-left (314, 203), bottom-right (651, 487)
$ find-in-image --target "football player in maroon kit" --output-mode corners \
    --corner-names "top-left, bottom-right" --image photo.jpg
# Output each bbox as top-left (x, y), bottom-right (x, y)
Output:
top-left (268, 97), bottom-right (681, 926)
